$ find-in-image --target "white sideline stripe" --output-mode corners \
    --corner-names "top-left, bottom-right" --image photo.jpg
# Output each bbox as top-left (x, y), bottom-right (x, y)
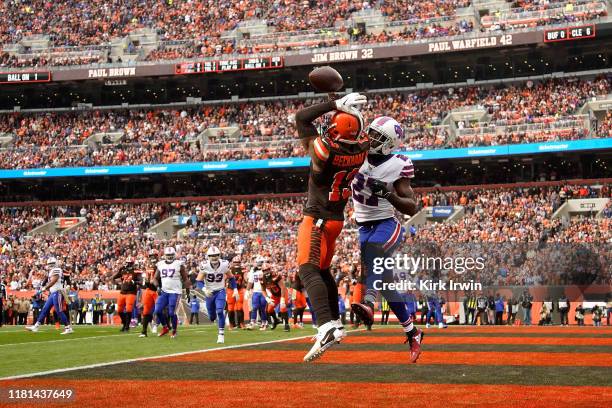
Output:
top-left (0, 326), bottom-right (208, 348)
top-left (0, 329), bottom-right (335, 381)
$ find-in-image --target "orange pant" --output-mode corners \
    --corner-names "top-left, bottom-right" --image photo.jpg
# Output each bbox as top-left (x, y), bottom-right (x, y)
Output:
top-left (227, 288), bottom-right (245, 311)
top-left (267, 295), bottom-right (288, 313)
top-left (117, 293), bottom-right (136, 314)
top-left (294, 290), bottom-right (307, 309)
top-left (141, 289), bottom-right (157, 315)
top-left (227, 288), bottom-right (236, 312)
top-left (297, 216), bottom-right (344, 269)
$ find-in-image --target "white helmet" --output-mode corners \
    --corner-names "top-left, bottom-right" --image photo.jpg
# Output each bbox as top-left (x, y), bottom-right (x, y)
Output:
top-left (164, 247), bottom-right (176, 261)
top-left (46, 257), bottom-right (57, 266)
top-left (367, 116), bottom-right (404, 155)
top-left (207, 246), bottom-right (221, 259)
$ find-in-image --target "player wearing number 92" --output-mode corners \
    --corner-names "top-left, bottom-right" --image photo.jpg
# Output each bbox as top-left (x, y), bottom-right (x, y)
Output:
top-left (295, 92), bottom-right (369, 362)
top-left (195, 246), bottom-right (238, 344)
top-left (154, 247), bottom-right (191, 339)
top-left (349, 115), bottom-right (424, 363)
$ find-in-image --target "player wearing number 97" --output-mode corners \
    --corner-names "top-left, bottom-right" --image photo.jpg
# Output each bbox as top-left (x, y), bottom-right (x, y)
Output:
top-left (154, 247), bottom-right (191, 339)
top-left (295, 92), bottom-right (369, 362)
top-left (350, 116), bottom-right (424, 363)
top-left (26, 257), bottom-right (73, 335)
top-left (195, 246), bottom-right (238, 344)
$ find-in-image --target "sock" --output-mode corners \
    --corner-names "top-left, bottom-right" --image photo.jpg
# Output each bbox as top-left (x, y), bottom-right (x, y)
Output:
top-left (170, 315), bottom-right (178, 332)
top-left (299, 263), bottom-right (332, 326)
top-left (321, 269), bottom-right (340, 321)
top-left (142, 314), bottom-right (150, 334)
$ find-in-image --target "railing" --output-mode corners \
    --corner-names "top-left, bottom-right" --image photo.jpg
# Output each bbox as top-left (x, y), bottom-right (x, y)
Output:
top-left (455, 115), bottom-right (590, 137)
top-left (482, 1), bottom-right (607, 26)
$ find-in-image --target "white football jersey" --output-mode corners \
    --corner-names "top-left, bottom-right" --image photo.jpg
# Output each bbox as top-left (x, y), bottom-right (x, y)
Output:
top-left (351, 154), bottom-right (414, 223)
top-left (157, 260), bottom-right (183, 294)
top-left (199, 259), bottom-right (229, 292)
top-left (48, 267), bottom-right (63, 293)
top-left (247, 268), bottom-right (264, 293)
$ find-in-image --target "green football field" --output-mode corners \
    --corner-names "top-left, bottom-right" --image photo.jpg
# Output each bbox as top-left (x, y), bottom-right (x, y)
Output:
top-left (0, 324), bottom-right (314, 378)
top-left (1, 324), bottom-right (611, 407)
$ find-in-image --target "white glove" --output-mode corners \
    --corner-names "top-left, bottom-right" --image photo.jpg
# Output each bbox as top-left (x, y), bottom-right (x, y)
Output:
top-left (280, 298), bottom-right (286, 308)
top-left (334, 92), bottom-right (367, 113)
top-left (204, 288), bottom-right (213, 298)
top-left (233, 290), bottom-right (239, 301)
top-left (265, 297), bottom-right (275, 306)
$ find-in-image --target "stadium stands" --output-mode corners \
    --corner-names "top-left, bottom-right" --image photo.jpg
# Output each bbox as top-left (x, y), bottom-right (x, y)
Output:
top-left (1, 184), bottom-right (609, 291)
top-left (0, 0), bottom-right (607, 67)
top-left (0, 76), bottom-right (609, 169)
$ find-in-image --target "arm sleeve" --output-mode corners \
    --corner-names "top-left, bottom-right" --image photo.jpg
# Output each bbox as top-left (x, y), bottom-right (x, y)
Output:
top-left (295, 101), bottom-right (336, 139)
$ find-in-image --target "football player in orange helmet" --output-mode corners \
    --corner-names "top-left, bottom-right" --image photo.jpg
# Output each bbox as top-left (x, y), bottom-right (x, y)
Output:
top-left (294, 92), bottom-right (369, 362)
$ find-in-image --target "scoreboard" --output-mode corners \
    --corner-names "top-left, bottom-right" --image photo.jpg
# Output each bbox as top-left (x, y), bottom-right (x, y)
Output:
top-left (544, 25), bottom-right (595, 42)
top-left (0, 71), bottom-right (51, 84)
top-left (176, 56), bottom-right (283, 75)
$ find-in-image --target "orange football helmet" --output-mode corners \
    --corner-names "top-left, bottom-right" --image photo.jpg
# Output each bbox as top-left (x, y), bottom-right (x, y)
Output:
top-left (326, 111), bottom-right (364, 142)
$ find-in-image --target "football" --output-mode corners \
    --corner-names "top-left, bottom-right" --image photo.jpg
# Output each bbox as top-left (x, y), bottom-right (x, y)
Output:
top-left (308, 66), bottom-right (344, 92)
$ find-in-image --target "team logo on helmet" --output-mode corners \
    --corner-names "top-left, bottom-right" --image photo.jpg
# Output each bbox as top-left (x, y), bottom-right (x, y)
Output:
top-left (367, 116), bottom-right (404, 155)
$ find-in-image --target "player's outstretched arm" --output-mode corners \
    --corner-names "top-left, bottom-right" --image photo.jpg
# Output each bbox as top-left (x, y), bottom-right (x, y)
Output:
top-left (295, 100), bottom-right (336, 150)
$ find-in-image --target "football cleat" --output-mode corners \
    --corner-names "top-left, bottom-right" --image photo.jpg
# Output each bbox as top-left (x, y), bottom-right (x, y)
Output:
top-left (405, 328), bottom-right (424, 363)
top-left (438, 322), bottom-right (447, 329)
top-left (283, 324), bottom-right (290, 332)
top-left (60, 327), bottom-right (73, 335)
top-left (170, 331), bottom-right (177, 339)
top-left (333, 319), bottom-right (347, 340)
top-left (425, 323), bottom-right (431, 329)
top-left (303, 321), bottom-right (344, 363)
top-left (25, 325), bottom-right (39, 333)
top-left (139, 333), bottom-right (147, 338)
top-left (351, 301), bottom-right (374, 327)
top-left (158, 327), bottom-right (170, 337)
top-left (217, 334), bottom-right (225, 344)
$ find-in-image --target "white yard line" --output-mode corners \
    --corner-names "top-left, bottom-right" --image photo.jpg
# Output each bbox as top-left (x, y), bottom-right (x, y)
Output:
top-left (0, 326), bottom-right (207, 348)
top-left (1, 328), bottom-right (360, 381)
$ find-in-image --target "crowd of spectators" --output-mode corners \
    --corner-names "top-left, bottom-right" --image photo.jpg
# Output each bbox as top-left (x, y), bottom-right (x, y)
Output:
top-left (484, 0), bottom-right (607, 31)
top-left (599, 111), bottom-right (612, 138)
top-left (0, 76), bottom-right (609, 169)
top-left (2, 0), bottom-right (605, 68)
top-left (0, 184), bottom-right (609, 293)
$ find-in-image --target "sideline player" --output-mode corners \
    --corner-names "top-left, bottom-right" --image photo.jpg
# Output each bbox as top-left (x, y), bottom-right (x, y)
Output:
top-left (295, 92), bottom-right (369, 361)
top-left (26, 257), bottom-right (73, 334)
top-left (139, 250), bottom-right (159, 337)
top-left (154, 247), bottom-right (190, 338)
top-left (349, 116), bottom-right (424, 363)
top-left (226, 256), bottom-right (246, 329)
top-left (196, 246), bottom-right (239, 343)
top-left (261, 264), bottom-right (289, 331)
top-left (110, 257), bottom-right (141, 332)
top-left (246, 259), bottom-right (268, 330)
